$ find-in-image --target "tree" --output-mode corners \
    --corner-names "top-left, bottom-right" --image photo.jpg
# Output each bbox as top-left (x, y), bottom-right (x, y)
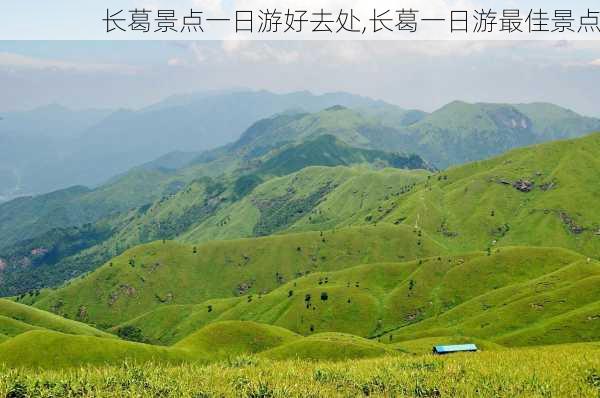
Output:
top-left (117, 326), bottom-right (145, 343)
top-left (321, 292), bottom-right (328, 301)
top-left (305, 293), bottom-right (312, 308)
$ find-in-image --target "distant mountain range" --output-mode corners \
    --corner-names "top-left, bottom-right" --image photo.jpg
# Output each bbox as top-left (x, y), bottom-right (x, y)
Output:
top-left (3, 90), bottom-right (599, 203)
top-left (0, 90), bottom-right (396, 201)
top-left (0, 99), bottom-right (598, 370)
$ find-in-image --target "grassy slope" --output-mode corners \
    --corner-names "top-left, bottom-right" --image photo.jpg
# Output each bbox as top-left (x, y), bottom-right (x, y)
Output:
top-left (181, 133), bottom-right (599, 259)
top-left (1, 138), bottom-right (431, 296)
top-left (181, 166), bottom-right (428, 243)
top-left (261, 332), bottom-right (399, 361)
top-left (0, 299), bottom-right (113, 339)
top-left (0, 321), bottom-right (401, 369)
top-left (376, 132), bottom-right (600, 257)
top-left (0, 330), bottom-right (192, 369)
top-left (119, 247), bottom-right (598, 348)
top-left (32, 225), bottom-right (445, 327)
top-left (174, 321), bottom-right (301, 358)
top-left (405, 102), bottom-right (600, 168)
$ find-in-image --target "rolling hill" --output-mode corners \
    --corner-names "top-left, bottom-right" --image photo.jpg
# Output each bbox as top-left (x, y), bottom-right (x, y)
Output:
top-left (178, 133), bottom-right (600, 259)
top-left (0, 141), bottom-right (430, 296)
top-left (111, 247), bottom-right (598, 348)
top-left (27, 225), bottom-right (444, 327)
top-left (375, 131), bottom-right (600, 258)
top-left (0, 298), bottom-right (113, 339)
top-left (3, 99), bottom-right (594, 247)
top-left (0, 320), bottom-right (402, 369)
top-left (2, 132), bottom-right (598, 299)
top-left (402, 101), bottom-right (600, 168)
top-left (2, 245), bottom-right (596, 369)
top-left (1, 90), bottom-right (407, 202)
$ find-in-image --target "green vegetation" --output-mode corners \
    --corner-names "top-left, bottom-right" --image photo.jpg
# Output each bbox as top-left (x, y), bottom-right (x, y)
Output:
top-left (174, 321), bottom-right (301, 359)
top-left (0, 343), bottom-right (598, 396)
top-left (403, 101), bottom-right (600, 168)
top-left (114, 247), bottom-right (598, 348)
top-left (377, 132), bottom-right (600, 258)
top-left (257, 134), bottom-right (431, 177)
top-left (0, 131), bottom-right (430, 296)
top-left (181, 166), bottom-right (428, 242)
top-left (0, 330), bottom-right (191, 369)
top-left (0, 320), bottom-right (404, 369)
top-left (0, 299), bottom-right (112, 339)
top-left (3, 108), bottom-right (597, 296)
top-left (261, 333), bottom-right (399, 361)
top-left (30, 225), bottom-right (444, 327)
top-left (0, 109), bottom-right (598, 390)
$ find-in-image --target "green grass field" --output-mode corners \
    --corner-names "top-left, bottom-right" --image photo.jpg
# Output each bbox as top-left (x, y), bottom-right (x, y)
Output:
top-left (1, 343), bottom-right (598, 397)
top-left (30, 224), bottom-right (445, 327)
top-left (0, 321), bottom-right (402, 369)
top-left (0, 299), bottom-right (113, 339)
top-left (112, 246), bottom-right (598, 348)
top-left (0, 134), bottom-right (597, 396)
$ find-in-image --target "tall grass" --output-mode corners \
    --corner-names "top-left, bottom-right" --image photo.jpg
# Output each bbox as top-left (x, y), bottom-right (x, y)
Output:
top-left (1, 344), bottom-right (598, 397)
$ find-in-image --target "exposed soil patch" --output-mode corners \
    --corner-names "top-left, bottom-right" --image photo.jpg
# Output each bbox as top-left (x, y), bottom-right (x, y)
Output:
top-left (108, 284), bottom-right (137, 306)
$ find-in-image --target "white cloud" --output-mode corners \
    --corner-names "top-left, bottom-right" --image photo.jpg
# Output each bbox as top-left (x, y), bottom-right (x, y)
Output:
top-left (224, 42), bottom-right (300, 64)
top-left (0, 52), bottom-right (139, 74)
top-left (590, 59), bottom-right (600, 66)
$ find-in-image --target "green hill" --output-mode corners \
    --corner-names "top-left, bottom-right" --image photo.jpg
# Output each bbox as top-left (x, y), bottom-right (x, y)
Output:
top-left (3, 107), bottom-right (597, 297)
top-left (376, 132), bottom-right (600, 258)
top-left (30, 225), bottom-right (444, 327)
top-left (0, 330), bottom-right (192, 369)
top-left (181, 166), bottom-right (428, 242)
top-left (260, 332), bottom-right (399, 361)
top-left (257, 134), bottom-right (430, 176)
top-left (0, 321), bottom-right (400, 369)
top-left (0, 135), bottom-right (430, 297)
top-left (174, 321), bottom-right (301, 359)
top-left (2, 246), bottom-right (595, 368)
top-left (0, 299), bottom-right (113, 339)
top-left (114, 247), bottom-right (597, 348)
top-left (403, 101), bottom-right (600, 168)
top-left (183, 133), bottom-right (599, 258)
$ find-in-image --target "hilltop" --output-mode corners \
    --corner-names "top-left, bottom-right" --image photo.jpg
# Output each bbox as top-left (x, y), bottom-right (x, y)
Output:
top-left (402, 101), bottom-right (600, 168)
top-left (0, 122), bottom-right (430, 295)
top-left (0, 298), bottom-right (112, 340)
top-left (1, 132), bottom-right (598, 297)
top-left (0, 90), bottom-right (400, 201)
top-left (112, 247), bottom-right (598, 348)
top-left (27, 225), bottom-right (444, 327)
top-left (376, 132), bottom-right (600, 257)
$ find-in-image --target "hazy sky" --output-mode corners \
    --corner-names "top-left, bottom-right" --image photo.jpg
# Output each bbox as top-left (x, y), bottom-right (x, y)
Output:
top-left (1, 40), bottom-right (600, 116)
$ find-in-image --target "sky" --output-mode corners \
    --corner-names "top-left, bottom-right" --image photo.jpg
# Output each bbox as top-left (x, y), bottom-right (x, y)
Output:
top-left (1, 40), bottom-right (600, 116)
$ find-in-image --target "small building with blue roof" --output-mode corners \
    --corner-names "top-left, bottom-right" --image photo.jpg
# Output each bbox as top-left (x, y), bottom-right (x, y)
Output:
top-left (432, 344), bottom-right (478, 355)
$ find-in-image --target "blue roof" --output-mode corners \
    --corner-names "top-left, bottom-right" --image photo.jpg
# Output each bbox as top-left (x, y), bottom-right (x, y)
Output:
top-left (433, 344), bottom-right (478, 353)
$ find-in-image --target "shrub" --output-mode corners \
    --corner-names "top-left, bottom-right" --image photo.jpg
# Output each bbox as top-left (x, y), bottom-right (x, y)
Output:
top-left (117, 326), bottom-right (145, 343)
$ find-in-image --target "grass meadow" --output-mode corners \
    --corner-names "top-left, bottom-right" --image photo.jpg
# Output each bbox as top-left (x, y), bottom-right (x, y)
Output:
top-left (1, 343), bottom-right (599, 397)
